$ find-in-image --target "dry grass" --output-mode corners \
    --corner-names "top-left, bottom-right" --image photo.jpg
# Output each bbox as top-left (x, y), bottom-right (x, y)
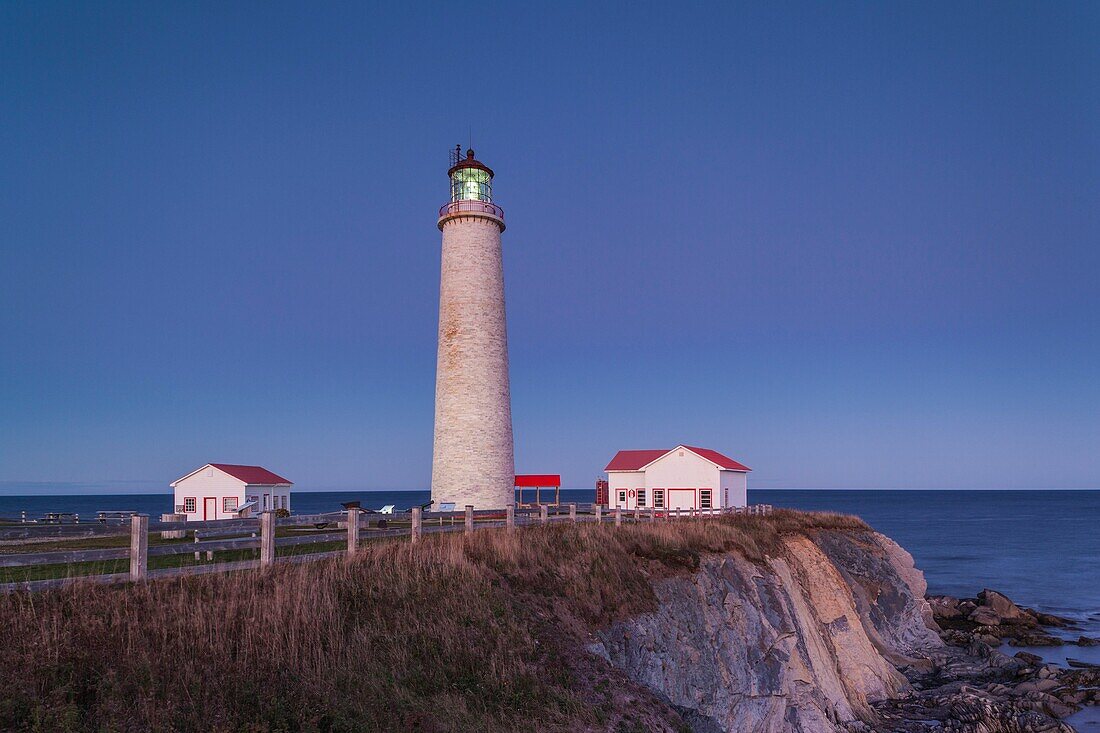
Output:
top-left (0, 510), bottom-right (868, 732)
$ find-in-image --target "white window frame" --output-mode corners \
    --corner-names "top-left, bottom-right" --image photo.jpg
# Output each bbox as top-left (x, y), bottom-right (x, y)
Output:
top-left (637, 489), bottom-right (647, 507)
top-left (700, 489), bottom-right (713, 510)
top-left (653, 489), bottom-right (665, 508)
top-left (223, 496), bottom-right (238, 513)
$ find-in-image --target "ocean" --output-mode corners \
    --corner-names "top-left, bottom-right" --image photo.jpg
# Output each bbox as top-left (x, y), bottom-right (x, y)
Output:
top-left (1, 488), bottom-right (1096, 726)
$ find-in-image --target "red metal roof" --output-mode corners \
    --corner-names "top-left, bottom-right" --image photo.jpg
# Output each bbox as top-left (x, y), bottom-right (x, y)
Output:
top-left (515, 474), bottom-right (561, 487)
top-left (604, 450), bottom-right (669, 471)
top-left (604, 447), bottom-right (751, 472)
top-left (681, 446), bottom-right (751, 472)
top-left (210, 464), bottom-right (292, 485)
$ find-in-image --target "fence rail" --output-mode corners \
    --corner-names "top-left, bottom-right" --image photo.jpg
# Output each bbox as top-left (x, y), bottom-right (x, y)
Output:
top-left (0, 503), bottom-right (773, 593)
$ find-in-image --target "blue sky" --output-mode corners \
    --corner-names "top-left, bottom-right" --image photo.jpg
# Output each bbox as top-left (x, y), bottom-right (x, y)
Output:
top-left (2, 2), bottom-right (1098, 493)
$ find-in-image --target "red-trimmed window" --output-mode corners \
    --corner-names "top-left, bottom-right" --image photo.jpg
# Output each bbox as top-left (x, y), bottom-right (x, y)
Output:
top-left (700, 490), bottom-right (713, 510)
top-left (653, 489), bottom-right (665, 508)
top-left (183, 497), bottom-right (197, 513)
top-left (637, 489), bottom-right (647, 507)
top-left (223, 496), bottom-right (238, 512)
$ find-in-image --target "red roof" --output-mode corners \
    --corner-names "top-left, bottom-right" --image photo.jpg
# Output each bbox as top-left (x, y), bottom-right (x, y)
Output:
top-left (515, 474), bottom-right (561, 487)
top-left (210, 464), bottom-right (292, 485)
top-left (604, 450), bottom-right (669, 471)
top-left (681, 446), bottom-right (751, 472)
top-left (604, 446), bottom-right (750, 472)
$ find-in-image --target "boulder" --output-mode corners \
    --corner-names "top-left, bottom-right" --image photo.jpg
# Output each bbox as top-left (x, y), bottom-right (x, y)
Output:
top-left (1008, 632), bottom-right (1064, 647)
top-left (969, 606), bottom-right (1002, 627)
top-left (1028, 609), bottom-right (1076, 628)
top-left (929, 595), bottom-right (963, 620)
top-left (1076, 635), bottom-right (1100, 647)
top-left (978, 589), bottom-right (1024, 621)
top-left (1067, 658), bottom-right (1100, 669)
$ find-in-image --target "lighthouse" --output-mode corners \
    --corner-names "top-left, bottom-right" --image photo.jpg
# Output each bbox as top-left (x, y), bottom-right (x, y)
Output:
top-left (430, 147), bottom-right (515, 510)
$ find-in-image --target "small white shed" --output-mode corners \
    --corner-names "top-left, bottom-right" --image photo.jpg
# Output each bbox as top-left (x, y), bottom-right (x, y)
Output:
top-left (170, 463), bottom-right (293, 522)
top-left (604, 445), bottom-right (750, 512)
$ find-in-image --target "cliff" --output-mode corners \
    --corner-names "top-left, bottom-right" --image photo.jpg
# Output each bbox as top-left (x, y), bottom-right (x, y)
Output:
top-left (593, 529), bottom-right (942, 732)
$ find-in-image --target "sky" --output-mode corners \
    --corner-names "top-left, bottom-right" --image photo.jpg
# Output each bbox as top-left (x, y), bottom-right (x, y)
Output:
top-left (1, 2), bottom-right (1098, 493)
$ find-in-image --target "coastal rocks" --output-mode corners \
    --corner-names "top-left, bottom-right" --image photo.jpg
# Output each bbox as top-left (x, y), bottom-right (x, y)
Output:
top-left (907, 588), bottom-right (1100, 731)
top-left (929, 590), bottom-right (1079, 648)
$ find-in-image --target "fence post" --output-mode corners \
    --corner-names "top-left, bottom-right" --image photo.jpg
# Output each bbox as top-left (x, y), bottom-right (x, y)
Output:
top-left (569, 503), bottom-right (577, 523)
top-left (594, 504), bottom-right (602, 524)
top-left (649, 508), bottom-right (656, 523)
top-left (347, 506), bottom-right (360, 556)
top-left (506, 505), bottom-right (515, 531)
top-left (465, 505), bottom-right (474, 534)
top-left (129, 514), bottom-right (148, 581)
top-left (614, 507), bottom-right (621, 527)
top-left (539, 504), bottom-right (548, 525)
top-left (260, 511), bottom-right (276, 567)
top-left (411, 506), bottom-right (422, 544)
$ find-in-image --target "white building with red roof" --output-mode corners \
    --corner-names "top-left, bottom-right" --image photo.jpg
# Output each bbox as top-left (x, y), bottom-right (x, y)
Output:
top-left (604, 445), bottom-right (750, 512)
top-left (170, 463), bottom-right (293, 521)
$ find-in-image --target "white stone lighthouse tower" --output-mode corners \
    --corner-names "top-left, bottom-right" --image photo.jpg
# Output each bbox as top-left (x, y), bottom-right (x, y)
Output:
top-left (430, 147), bottom-right (514, 510)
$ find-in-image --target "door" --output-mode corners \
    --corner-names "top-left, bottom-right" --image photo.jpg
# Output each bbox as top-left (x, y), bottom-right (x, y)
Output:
top-left (204, 497), bottom-right (217, 521)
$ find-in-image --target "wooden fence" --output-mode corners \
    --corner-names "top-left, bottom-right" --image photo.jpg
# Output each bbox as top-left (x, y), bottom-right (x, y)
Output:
top-left (0, 503), bottom-right (774, 593)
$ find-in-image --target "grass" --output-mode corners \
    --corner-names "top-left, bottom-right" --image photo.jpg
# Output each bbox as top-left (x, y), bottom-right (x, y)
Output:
top-left (0, 510), bottom-right (868, 732)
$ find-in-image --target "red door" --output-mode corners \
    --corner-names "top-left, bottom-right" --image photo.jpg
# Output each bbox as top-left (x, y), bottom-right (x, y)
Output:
top-left (204, 497), bottom-right (217, 521)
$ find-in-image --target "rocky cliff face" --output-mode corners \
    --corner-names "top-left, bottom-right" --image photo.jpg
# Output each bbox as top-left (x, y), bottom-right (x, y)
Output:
top-left (592, 530), bottom-right (943, 732)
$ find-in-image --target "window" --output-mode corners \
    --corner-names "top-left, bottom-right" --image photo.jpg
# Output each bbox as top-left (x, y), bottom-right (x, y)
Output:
top-left (700, 490), bottom-right (713, 510)
top-left (637, 489), bottom-right (647, 507)
top-left (653, 489), bottom-right (665, 508)
top-left (618, 490), bottom-right (627, 505)
top-left (451, 166), bottom-right (493, 202)
top-left (280, 496), bottom-right (287, 510)
top-left (183, 497), bottom-right (197, 513)
top-left (223, 497), bottom-right (238, 512)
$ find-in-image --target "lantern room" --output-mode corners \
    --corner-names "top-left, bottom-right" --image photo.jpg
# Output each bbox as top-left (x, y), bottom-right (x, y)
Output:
top-left (449, 146), bottom-right (493, 203)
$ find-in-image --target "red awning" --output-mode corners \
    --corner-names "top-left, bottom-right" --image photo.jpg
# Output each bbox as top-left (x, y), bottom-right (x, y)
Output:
top-left (515, 474), bottom-right (561, 487)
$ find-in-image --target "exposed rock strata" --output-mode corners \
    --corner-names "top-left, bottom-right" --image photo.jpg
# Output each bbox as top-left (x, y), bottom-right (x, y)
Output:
top-left (591, 529), bottom-right (1093, 732)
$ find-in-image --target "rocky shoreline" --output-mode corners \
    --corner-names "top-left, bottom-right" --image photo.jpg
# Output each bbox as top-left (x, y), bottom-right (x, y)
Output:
top-left (872, 589), bottom-right (1100, 732)
top-left (591, 527), bottom-right (1098, 733)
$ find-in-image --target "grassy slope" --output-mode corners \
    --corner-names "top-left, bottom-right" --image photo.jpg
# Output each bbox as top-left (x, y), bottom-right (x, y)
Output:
top-left (0, 510), bottom-right (868, 733)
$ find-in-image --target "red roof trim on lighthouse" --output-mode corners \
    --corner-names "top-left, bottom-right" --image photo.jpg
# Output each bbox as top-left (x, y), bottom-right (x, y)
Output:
top-left (604, 446), bottom-right (751, 472)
